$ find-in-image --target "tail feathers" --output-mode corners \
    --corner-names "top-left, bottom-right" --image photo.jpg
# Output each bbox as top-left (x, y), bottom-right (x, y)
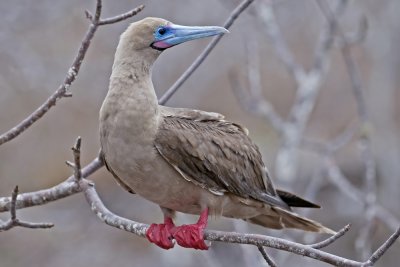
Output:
top-left (276, 189), bottom-right (320, 208)
top-left (246, 207), bottom-right (336, 235)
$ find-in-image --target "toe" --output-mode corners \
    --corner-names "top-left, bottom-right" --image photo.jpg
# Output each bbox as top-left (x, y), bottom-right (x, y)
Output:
top-left (171, 225), bottom-right (209, 250)
top-left (146, 223), bottom-right (175, 249)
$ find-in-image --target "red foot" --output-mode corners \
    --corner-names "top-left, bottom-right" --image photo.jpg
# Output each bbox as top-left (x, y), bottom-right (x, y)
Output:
top-left (170, 208), bottom-right (209, 250)
top-left (146, 217), bottom-right (175, 249)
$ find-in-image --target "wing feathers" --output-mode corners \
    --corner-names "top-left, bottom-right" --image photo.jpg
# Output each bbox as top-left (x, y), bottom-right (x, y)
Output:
top-left (155, 113), bottom-right (287, 209)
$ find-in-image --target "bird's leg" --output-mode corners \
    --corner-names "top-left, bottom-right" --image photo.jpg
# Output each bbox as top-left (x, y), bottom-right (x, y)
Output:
top-left (146, 215), bottom-right (176, 249)
top-left (170, 208), bottom-right (209, 250)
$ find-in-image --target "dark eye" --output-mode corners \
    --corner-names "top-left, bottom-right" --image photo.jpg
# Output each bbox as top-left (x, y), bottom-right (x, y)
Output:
top-left (158, 27), bottom-right (166, 35)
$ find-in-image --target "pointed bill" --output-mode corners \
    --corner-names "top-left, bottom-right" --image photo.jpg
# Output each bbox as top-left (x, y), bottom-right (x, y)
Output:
top-left (152, 24), bottom-right (228, 49)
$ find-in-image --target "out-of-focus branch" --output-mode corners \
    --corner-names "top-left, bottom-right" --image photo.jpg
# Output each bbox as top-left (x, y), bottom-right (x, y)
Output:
top-left (233, 1), bottom-right (399, 264)
top-left (324, 158), bottom-right (399, 232)
top-left (246, 0), bottom-right (348, 183)
top-left (257, 1), bottom-right (305, 82)
top-left (274, 0), bottom-right (348, 183)
top-left (0, 1), bottom-right (144, 146)
top-left (0, 186), bottom-right (54, 232)
top-left (230, 37), bottom-right (284, 132)
top-left (316, 0), bottom-right (382, 259)
top-left (159, 0), bottom-right (255, 105)
top-left (301, 122), bottom-right (359, 155)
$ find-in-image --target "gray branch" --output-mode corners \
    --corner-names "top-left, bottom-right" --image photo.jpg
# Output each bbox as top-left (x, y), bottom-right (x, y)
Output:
top-left (158, 0), bottom-right (255, 105)
top-left (0, 138), bottom-right (398, 266)
top-left (257, 245), bottom-right (278, 267)
top-left (0, 0), bottom-right (144, 146)
top-left (0, 186), bottom-right (54, 232)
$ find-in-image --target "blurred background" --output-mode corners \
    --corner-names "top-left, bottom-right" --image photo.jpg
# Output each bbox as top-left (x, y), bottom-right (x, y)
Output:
top-left (0, 0), bottom-right (399, 266)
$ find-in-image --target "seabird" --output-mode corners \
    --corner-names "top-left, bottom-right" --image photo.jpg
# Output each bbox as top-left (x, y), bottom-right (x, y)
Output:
top-left (99, 17), bottom-right (334, 250)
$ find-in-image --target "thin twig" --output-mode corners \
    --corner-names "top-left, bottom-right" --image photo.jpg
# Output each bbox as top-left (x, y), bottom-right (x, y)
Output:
top-left (0, 1), bottom-right (144, 146)
top-left (365, 227), bottom-right (400, 266)
top-left (159, 0), bottom-right (255, 105)
top-left (0, 186), bottom-right (54, 232)
top-left (257, 1), bottom-right (305, 82)
top-left (257, 245), bottom-right (278, 267)
top-left (98, 5), bottom-right (145, 25)
top-left (71, 137), bottom-right (82, 180)
top-left (301, 122), bottom-right (359, 155)
top-left (232, 37), bottom-right (284, 132)
top-left (0, 157), bottom-right (104, 212)
top-left (324, 158), bottom-right (400, 232)
top-left (311, 224), bottom-right (351, 249)
top-left (317, 1), bottom-right (382, 259)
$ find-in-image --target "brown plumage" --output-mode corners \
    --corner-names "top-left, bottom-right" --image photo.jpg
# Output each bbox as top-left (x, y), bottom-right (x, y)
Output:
top-left (99, 17), bottom-right (335, 250)
top-left (155, 114), bottom-right (286, 207)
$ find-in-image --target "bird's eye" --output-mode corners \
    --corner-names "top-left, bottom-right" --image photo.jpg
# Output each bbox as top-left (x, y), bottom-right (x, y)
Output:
top-left (158, 27), bottom-right (166, 35)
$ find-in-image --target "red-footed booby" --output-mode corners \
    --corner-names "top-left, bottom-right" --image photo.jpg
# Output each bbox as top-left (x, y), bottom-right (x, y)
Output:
top-left (99, 17), bottom-right (335, 250)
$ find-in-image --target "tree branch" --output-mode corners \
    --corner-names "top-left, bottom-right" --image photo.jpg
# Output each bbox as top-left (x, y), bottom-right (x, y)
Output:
top-left (0, 186), bottom-right (54, 232)
top-left (98, 5), bottom-right (145, 25)
top-left (229, 37), bottom-right (285, 133)
top-left (0, 157), bottom-right (103, 213)
top-left (257, 245), bottom-right (278, 267)
top-left (310, 224), bottom-right (351, 249)
top-left (257, 1), bottom-right (305, 82)
top-left (0, 1), bottom-right (144, 146)
top-left (158, 0), bottom-right (255, 105)
top-left (1, 138), bottom-right (399, 266)
top-left (80, 174), bottom-right (398, 267)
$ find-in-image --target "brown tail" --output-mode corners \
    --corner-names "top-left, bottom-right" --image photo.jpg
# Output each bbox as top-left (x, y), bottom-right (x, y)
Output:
top-left (246, 206), bottom-right (336, 234)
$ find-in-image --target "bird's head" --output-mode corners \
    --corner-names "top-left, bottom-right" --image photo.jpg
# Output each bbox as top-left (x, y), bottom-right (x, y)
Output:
top-left (116, 17), bottom-right (228, 67)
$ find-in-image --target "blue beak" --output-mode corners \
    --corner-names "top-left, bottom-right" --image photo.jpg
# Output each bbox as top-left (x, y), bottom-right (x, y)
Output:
top-left (151, 24), bottom-right (228, 50)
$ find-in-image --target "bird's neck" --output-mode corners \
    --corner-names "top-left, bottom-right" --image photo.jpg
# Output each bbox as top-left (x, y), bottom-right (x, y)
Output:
top-left (100, 52), bottom-right (160, 144)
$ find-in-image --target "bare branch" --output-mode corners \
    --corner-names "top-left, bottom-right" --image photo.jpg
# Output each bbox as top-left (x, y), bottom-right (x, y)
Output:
top-left (78, 176), bottom-right (396, 266)
top-left (311, 224), bottom-right (351, 249)
top-left (0, 1), bottom-right (144, 146)
top-left (0, 186), bottom-right (54, 232)
top-left (159, 0), bottom-right (255, 105)
top-left (1, 138), bottom-right (398, 266)
top-left (301, 122), bottom-right (359, 155)
top-left (325, 158), bottom-right (400, 232)
top-left (257, 245), bottom-right (278, 267)
top-left (1, 165), bottom-right (397, 266)
top-left (316, 2), bottom-right (383, 259)
top-left (257, 1), bottom-right (306, 82)
top-left (0, 157), bottom-right (104, 213)
top-left (70, 137), bottom-right (82, 180)
top-left (98, 5), bottom-right (145, 25)
top-left (229, 69), bottom-right (284, 133)
top-left (365, 227), bottom-right (400, 266)
top-left (335, 15), bottom-right (368, 48)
